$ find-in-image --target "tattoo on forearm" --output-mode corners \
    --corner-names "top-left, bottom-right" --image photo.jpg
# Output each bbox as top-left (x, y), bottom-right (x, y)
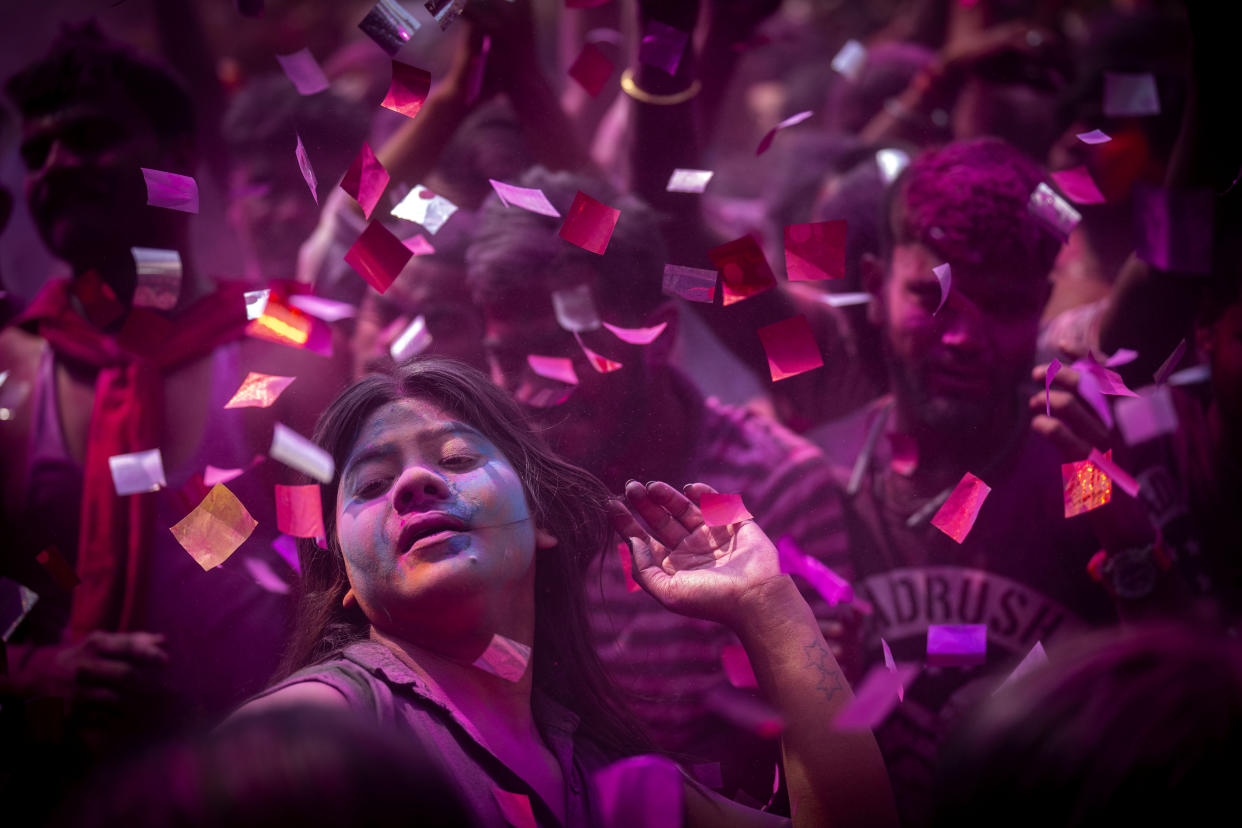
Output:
top-left (802, 640), bottom-right (846, 703)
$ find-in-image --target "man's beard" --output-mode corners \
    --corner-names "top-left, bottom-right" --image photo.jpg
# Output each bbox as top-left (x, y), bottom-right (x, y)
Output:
top-left (884, 345), bottom-right (1019, 436)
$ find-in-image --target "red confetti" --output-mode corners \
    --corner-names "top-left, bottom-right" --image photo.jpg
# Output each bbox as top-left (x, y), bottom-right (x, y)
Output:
top-left (707, 235), bottom-right (776, 305)
top-left (567, 42), bottom-right (614, 97)
top-left (930, 472), bottom-right (991, 543)
top-left (344, 221), bottom-right (414, 294)
top-left (784, 220), bottom-right (846, 281)
top-left (381, 60), bottom-right (431, 118)
top-left (558, 191), bottom-right (620, 255)
top-left (756, 314), bottom-right (824, 382)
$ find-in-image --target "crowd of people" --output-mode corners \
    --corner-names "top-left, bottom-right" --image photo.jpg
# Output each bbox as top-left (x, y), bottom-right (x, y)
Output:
top-left (0, 0), bottom-right (1239, 825)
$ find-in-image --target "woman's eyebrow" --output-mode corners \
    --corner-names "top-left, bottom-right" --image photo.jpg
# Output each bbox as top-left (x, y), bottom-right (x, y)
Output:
top-left (416, 422), bottom-right (488, 445)
top-left (342, 444), bottom-right (396, 479)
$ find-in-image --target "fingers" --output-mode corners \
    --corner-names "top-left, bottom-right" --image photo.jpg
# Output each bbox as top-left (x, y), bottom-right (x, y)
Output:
top-left (645, 482), bottom-right (708, 537)
top-left (606, 499), bottom-right (672, 593)
top-left (622, 481), bottom-right (692, 550)
top-left (88, 631), bottom-right (169, 663)
top-left (1029, 388), bottom-right (1112, 458)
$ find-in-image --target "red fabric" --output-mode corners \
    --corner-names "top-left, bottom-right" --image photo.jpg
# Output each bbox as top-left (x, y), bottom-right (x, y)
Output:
top-left (16, 278), bottom-right (250, 638)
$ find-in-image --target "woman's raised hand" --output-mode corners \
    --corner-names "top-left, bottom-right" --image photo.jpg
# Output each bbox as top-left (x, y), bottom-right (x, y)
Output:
top-left (607, 481), bottom-right (782, 627)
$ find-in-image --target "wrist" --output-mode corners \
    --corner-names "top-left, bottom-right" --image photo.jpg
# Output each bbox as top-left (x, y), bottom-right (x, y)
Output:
top-left (728, 575), bottom-right (805, 636)
top-left (1087, 533), bottom-right (1173, 600)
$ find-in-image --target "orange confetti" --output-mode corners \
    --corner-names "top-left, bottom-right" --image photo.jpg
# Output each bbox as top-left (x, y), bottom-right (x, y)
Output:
top-left (169, 484), bottom-right (257, 570)
top-left (224, 372), bottom-right (296, 409)
top-left (1062, 453), bottom-right (1113, 518)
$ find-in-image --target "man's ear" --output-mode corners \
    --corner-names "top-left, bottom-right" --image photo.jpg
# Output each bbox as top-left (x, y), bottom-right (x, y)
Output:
top-left (861, 253), bottom-right (886, 326)
top-left (342, 587), bottom-right (359, 610)
top-left (535, 526), bottom-right (559, 549)
top-left (643, 302), bottom-right (680, 367)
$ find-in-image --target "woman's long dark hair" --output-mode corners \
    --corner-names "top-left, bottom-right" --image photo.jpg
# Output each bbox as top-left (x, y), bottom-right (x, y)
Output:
top-left (275, 357), bottom-right (650, 758)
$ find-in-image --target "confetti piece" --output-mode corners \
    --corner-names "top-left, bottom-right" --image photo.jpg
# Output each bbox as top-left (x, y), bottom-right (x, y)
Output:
top-left (926, 624), bottom-right (987, 667)
top-left (340, 142), bottom-right (389, 220)
top-left (526, 355), bottom-right (579, 386)
top-left (617, 542), bottom-right (640, 592)
top-left (425, 0), bottom-right (467, 30)
top-left (602, 321), bottom-right (667, 345)
top-left (1132, 185), bottom-right (1214, 274)
top-left (390, 315), bottom-right (432, 362)
top-left (721, 644), bottom-right (758, 688)
top-left (1153, 338), bottom-right (1187, 386)
top-left (638, 21), bottom-right (689, 75)
top-left (1088, 447), bottom-right (1140, 497)
top-left (700, 493), bottom-right (753, 526)
top-left (273, 534), bottom-right (301, 574)
top-left (472, 634), bottom-right (531, 682)
top-left (1103, 72), bottom-right (1160, 118)
top-left (109, 449), bottom-right (167, 495)
top-left (270, 423), bottom-right (334, 483)
top-left (358, 0), bottom-right (420, 55)
top-left (831, 39), bottom-right (867, 81)
top-left (574, 334), bottom-right (623, 373)
top-left (276, 48), bottom-right (330, 95)
top-left (798, 554), bottom-right (854, 605)
top-left (36, 546), bottom-right (80, 591)
top-left (708, 235), bottom-right (776, 305)
top-left (568, 42), bottom-right (614, 97)
top-left (666, 168), bottom-right (714, 193)
top-left (821, 291), bottom-right (872, 307)
top-left (491, 789), bottom-right (536, 828)
top-left (1073, 358), bottom-right (1138, 398)
top-left (784, 219), bottom-right (846, 281)
top-left (932, 262), bottom-right (951, 314)
top-left (1050, 166), bottom-right (1106, 205)
top-left (756, 314), bottom-right (824, 382)
top-left (1073, 367), bottom-right (1113, 430)
top-left (382, 60), bottom-right (431, 118)
top-left (130, 247), bottom-right (182, 310)
top-left (403, 234), bottom-right (436, 255)
top-left (930, 472), bottom-right (990, 543)
top-left (704, 685), bottom-right (783, 737)
top-left (391, 185), bottom-right (458, 234)
top-left (345, 220), bottom-right (414, 294)
top-left (558, 191), bottom-right (621, 255)
top-left (246, 299), bottom-right (313, 349)
top-left (275, 484), bottom-right (325, 540)
top-left (552, 284), bottom-right (602, 332)
top-left (288, 295), bottom-right (357, 322)
top-left (832, 663), bottom-right (920, 731)
top-left (594, 755), bottom-right (683, 828)
top-left (1062, 454), bottom-right (1113, 518)
top-left (204, 465), bottom-right (245, 487)
top-left (295, 133), bottom-right (318, 204)
top-left (881, 638), bottom-right (903, 701)
top-left (1167, 364), bottom-right (1210, 386)
top-left (488, 179), bottom-right (561, 217)
top-left (994, 641), bottom-right (1048, 695)
top-left (875, 148), bottom-right (910, 184)
top-left (1028, 181), bottom-right (1081, 241)
top-left (662, 264), bottom-right (716, 303)
top-left (243, 557), bottom-right (291, 594)
top-left (1104, 348), bottom-right (1138, 368)
top-left (755, 110), bottom-right (813, 156)
top-left (0, 370), bottom-right (28, 421)
top-left (169, 484), bottom-right (258, 570)
top-left (1045, 357), bottom-right (1062, 416)
top-left (0, 578), bottom-right (39, 642)
top-left (888, 432), bottom-right (918, 477)
top-left (1076, 129), bottom-right (1111, 145)
top-left (224, 372), bottom-right (296, 409)
top-left (244, 289), bottom-right (270, 320)
top-left (142, 168), bottom-right (198, 213)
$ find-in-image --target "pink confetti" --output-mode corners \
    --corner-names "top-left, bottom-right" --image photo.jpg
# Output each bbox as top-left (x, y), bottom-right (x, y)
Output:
top-left (594, 756), bottom-right (683, 828)
top-left (926, 624), bottom-right (987, 667)
top-left (1073, 358), bottom-right (1137, 398)
top-left (662, 264), bottom-right (716, 303)
top-left (491, 789), bottom-right (536, 828)
top-left (881, 638), bottom-right (903, 701)
top-left (558, 191), bottom-right (620, 255)
top-left (887, 432), bottom-right (918, 477)
top-left (381, 60), bottom-right (431, 118)
top-left (832, 663), bottom-right (920, 731)
top-left (700, 493), bottom-right (753, 526)
top-left (932, 262), bottom-right (952, 314)
top-left (339, 142), bottom-right (389, 220)
top-left (1051, 166), bottom-right (1106, 205)
top-left (638, 21), bottom-right (689, 75)
top-left (797, 554), bottom-right (853, 605)
top-left (617, 542), bottom-right (640, 592)
top-left (344, 221), bottom-right (414, 294)
top-left (708, 235), bottom-right (777, 305)
top-left (1045, 357), bottom-right (1062, 417)
top-left (288, 295), bottom-right (357, 322)
top-left (488, 179), bottom-right (561, 217)
top-left (1076, 129), bottom-right (1111, 145)
top-left (1116, 388), bottom-right (1179, 446)
top-left (575, 334), bottom-right (623, 373)
top-left (757, 314), bottom-right (824, 382)
top-left (1062, 453), bottom-right (1113, 518)
top-left (831, 40), bottom-right (868, 80)
top-left (784, 220), bottom-right (846, 281)
top-left (1103, 72), bottom-right (1160, 117)
top-left (1104, 348), bottom-right (1138, 368)
top-left (224, 372), bottom-right (296, 409)
top-left (243, 557), bottom-right (291, 595)
top-left (703, 686), bottom-right (783, 738)
top-left (994, 641), bottom-right (1048, 694)
top-left (276, 48), bottom-right (330, 95)
top-left (568, 42), bottom-right (614, 97)
top-left (526, 355), bottom-right (578, 386)
top-left (141, 168), bottom-right (198, 213)
top-left (203, 465), bottom-right (245, 487)
top-left (402, 234), bottom-right (436, 256)
top-left (274, 484), bottom-right (325, 540)
top-left (1153, 338), bottom-right (1187, 386)
top-left (721, 644), bottom-right (759, 689)
top-left (931, 472), bottom-right (991, 543)
top-left (1088, 447), bottom-right (1140, 497)
top-left (294, 133), bottom-right (318, 204)
top-left (602, 321), bottom-right (667, 345)
top-left (756, 110), bottom-right (813, 156)
top-left (472, 634), bottom-right (531, 682)
top-left (666, 169), bottom-right (714, 193)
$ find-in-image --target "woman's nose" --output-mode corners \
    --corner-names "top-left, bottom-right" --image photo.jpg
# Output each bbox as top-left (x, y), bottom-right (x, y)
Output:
top-left (392, 464), bottom-right (452, 513)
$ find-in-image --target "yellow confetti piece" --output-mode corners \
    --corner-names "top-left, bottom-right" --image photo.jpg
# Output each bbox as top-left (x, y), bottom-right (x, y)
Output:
top-left (169, 484), bottom-right (258, 570)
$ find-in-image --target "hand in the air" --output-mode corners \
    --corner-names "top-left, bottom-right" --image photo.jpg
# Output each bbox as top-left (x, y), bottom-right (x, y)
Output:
top-left (10, 631), bottom-right (169, 708)
top-left (607, 481), bottom-right (782, 628)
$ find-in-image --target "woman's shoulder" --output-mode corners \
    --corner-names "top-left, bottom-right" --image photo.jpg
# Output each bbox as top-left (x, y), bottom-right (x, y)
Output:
top-left (230, 644), bottom-right (392, 721)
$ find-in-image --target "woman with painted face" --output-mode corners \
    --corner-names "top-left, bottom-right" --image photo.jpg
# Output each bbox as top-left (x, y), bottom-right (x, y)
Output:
top-left (234, 358), bottom-right (896, 827)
